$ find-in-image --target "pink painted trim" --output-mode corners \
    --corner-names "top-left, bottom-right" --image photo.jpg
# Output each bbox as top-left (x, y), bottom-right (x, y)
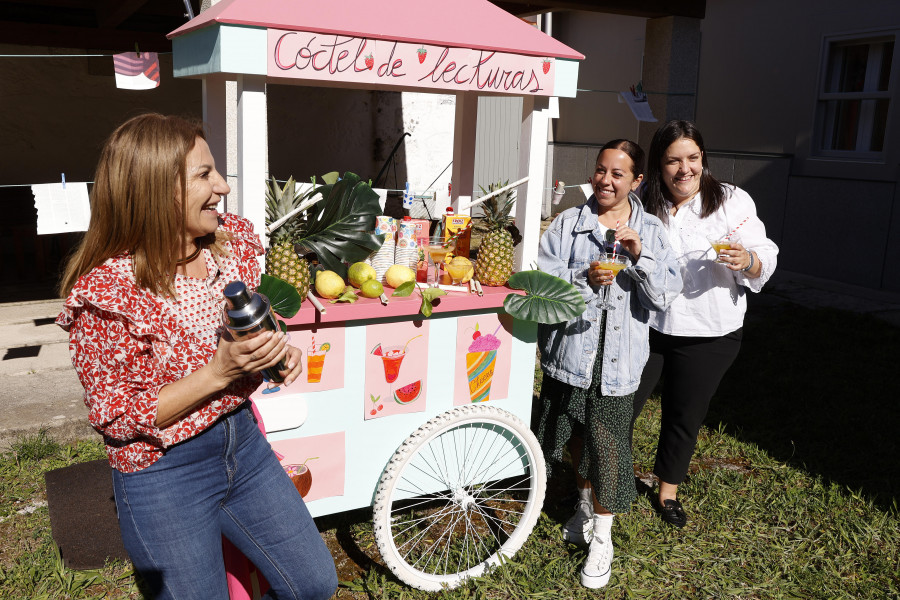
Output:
top-left (168, 0), bottom-right (583, 60)
top-left (284, 285), bottom-right (521, 326)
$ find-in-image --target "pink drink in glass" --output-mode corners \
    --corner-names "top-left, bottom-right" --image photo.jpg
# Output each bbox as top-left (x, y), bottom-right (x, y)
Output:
top-left (380, 347), bottom-right (406, 383)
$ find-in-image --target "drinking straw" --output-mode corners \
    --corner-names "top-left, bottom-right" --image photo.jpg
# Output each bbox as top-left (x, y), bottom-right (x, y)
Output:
top-left (308, 294), bottom-right (327, 314)
top-left (725, 217), bottom-right (749, 239)
top-left (611, 220), bottom-right (620, 258)
top-left (442, 223), bottom-right (472, 248)
top-left (404, 334), bottom-right (423, 352)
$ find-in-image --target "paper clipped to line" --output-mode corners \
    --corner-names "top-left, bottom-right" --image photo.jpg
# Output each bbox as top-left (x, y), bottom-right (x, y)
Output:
top-left (619, 91), bottom-right (657, 122)
top-left (113, 51), bottom-right (160, 90)
top-left (32, 182), bottom-right (91, 235)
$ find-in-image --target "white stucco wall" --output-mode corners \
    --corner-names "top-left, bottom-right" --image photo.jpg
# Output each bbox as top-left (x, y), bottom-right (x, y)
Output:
top-left (400, 92), bottom-right (455, 198)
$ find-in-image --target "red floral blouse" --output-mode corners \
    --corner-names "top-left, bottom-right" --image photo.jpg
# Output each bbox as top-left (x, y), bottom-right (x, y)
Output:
top-left (57, 213), bottom-right (265, 473)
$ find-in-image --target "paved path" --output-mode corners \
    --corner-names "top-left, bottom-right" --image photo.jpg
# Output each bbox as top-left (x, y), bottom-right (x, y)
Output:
top-left (0, 300), bottom-right (93, 450)
top-left (1, 269), bottom-right (899, 451)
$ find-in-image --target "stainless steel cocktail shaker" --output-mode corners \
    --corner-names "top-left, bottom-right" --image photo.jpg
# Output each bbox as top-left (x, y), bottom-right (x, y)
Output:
top-left (222, 281), bottom-right (288, 384)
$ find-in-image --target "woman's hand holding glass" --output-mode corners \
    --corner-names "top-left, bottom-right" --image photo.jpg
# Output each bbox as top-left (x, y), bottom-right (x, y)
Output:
top-left (590, 253), bottom-right (630, 311)
top-left (707, 233), bottom-right (753, 272)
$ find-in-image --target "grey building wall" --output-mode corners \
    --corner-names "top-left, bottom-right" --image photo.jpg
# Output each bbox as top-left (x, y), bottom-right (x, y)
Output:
top-left (695, 0), bottom-right (900, 291)
top-left (544, 2), bottom-right (900, 292)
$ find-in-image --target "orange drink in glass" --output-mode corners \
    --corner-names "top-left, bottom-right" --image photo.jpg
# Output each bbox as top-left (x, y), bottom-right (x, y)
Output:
top-left (425, 236), bottom-right (455, 287)
top-left (592, 253), bottom-right (629, 311)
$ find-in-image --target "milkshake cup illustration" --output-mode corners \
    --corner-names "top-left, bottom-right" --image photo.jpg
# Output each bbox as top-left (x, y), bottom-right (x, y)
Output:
top-left (466, 327), bottom-right (502, 403)
top-left (307, 341), bottom-right (330, 383)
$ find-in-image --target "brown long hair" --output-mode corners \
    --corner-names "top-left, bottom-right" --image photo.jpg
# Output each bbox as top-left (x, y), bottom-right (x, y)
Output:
top-left (60, 114), bottom-right (225, 298)
top-left (643, 120), bottom-right (727, 223)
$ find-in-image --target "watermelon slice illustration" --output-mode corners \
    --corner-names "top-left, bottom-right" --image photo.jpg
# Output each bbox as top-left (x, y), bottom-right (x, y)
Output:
top-left (393, 380), bottom-right (422, 404)
top-left (371, 343), bottom-right (383, 356)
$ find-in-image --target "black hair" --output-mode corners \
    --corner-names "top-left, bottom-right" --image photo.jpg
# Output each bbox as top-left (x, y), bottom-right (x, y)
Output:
top-left (597, 138), bottom-right (645, 179)
top-left (643, 120), bottom-right (726, 222)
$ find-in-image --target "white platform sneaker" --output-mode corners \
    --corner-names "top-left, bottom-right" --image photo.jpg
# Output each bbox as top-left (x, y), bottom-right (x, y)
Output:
top-left (580, 514), bottom-right (614, 589)
top-left (562, 499), bottom-right (593, 545)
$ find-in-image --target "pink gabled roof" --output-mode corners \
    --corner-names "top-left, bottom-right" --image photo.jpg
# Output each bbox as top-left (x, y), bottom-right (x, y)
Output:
top-left (167, 0), bottom-right (584, 60)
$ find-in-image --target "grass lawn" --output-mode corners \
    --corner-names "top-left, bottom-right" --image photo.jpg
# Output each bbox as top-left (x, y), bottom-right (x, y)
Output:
top-left (1, 297), bottom-right (898, 599)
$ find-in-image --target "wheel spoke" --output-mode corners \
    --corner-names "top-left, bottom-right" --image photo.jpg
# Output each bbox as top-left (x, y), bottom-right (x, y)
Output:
top-left (373, 406), bottom-right (546, 591)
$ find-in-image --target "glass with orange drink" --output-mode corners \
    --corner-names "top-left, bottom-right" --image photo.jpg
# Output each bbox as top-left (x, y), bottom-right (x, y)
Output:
top-left (591, 253), bottom-right (630, 310)
top-left (707, 233), bottom-right (739, 264)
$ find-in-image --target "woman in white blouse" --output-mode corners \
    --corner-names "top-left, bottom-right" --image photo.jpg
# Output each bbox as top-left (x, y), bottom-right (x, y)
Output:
top-left (631, 120), bottom-right (778, 528)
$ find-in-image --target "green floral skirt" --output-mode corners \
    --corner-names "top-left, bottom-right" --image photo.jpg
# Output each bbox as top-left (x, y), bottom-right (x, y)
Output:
top-left (536, 314), bottom-right (636, 514)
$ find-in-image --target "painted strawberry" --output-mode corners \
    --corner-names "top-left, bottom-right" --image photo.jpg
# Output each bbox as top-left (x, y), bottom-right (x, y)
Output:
top-left (417, 47), bottom-right (427, 64)
top-left (542, 58), bottom-right (551, 74)
top-left (364, 53), bottom-right (374, 70)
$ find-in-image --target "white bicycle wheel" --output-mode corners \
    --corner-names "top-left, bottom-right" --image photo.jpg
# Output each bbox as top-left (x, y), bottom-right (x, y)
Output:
top-left (372, 404), bottom-right (546, 591)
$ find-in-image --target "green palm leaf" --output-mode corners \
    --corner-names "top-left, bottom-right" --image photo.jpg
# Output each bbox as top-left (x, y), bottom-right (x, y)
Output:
top-left (258, 274), bottom-right (302, 318)
top-left (503, 270), bottom-right (586, 324)
top-left (297, 172), bottom-right (385, 280)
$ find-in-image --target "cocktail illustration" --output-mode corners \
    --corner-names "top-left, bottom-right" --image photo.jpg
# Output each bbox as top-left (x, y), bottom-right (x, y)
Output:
top-left (306, 341), bottom-right (330, 383)
top-left (593, 253), bottom-right (630, 311)
top-left (425, 236), bottom-right (456, 287)
top-left (380, 346), bottom-right (406, 383)
top-left (466, 324), bottom-right (502, 403)
top-left (283, 457), bottom-right (318, 498)
top-left (707, 233), bottom-right (739, 264)
top-left (370, 334), bottom-right (423, 399)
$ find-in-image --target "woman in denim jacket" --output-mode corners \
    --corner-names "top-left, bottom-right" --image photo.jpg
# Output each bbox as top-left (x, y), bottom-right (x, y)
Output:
top-left (535, 139), bottom-right (681, 589)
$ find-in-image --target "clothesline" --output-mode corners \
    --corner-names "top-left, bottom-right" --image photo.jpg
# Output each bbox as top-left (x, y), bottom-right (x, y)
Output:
top-left (0, 52), bottom-right (171, 58)
top-left (0, 180), bottom-right (579, 192)
top-left (578, 87), bottom-right (695, 97)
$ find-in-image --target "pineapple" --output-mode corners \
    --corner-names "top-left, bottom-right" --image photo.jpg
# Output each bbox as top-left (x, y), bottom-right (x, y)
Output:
top-left (475, 182), bottom-right (516, 286)
top-left (265, 176), bottom-right (310, 301)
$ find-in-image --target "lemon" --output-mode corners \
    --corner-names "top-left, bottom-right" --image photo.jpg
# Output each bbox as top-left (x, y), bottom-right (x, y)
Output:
top-left (347, 262), bottom-right (377, 288)
top-left (360, 279), bottom-right (384, 298)
top-left (384, 264), bottom-right (416, 288)
top-left (449, 256), bottom-right (474, 283)
top-left (314, 270), bottom-right (345, 299)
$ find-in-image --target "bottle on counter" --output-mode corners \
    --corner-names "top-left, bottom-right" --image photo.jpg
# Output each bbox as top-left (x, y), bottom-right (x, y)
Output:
top-left (442, 207), bottom-right (472, 258)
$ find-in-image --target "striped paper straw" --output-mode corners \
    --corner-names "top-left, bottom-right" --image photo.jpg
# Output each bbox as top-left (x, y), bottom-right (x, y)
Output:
top-left (726, 217), bottom-right (749, 239)
top-left (612, 220), bottom-right (620, 258)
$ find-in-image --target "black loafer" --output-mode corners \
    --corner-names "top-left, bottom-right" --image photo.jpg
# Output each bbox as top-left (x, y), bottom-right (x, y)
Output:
top-left (657, 498), bottom-right (687, 528)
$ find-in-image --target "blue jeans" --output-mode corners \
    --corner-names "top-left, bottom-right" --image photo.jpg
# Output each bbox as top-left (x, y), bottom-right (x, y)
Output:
top-left (111, 403), bottom-right (338, 599)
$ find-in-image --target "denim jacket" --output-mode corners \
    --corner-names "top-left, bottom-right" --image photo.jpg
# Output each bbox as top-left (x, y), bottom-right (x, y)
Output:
top-left (537, 195), bottom-right (682, 395)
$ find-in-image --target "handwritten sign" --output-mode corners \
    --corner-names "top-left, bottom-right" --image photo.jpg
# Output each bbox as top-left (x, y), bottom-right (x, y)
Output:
top-left (268, 30), bottom-right (555, 96)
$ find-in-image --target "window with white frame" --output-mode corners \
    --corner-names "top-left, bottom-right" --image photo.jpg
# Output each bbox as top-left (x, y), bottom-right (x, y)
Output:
top-left (815, 32), bottom-right (895, 159)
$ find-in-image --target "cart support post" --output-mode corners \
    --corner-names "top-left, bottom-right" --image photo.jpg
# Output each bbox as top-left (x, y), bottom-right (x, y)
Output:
top-left (203, 73), bottom-right (229, 200)
top-left (237, 74), bottom-right (268, 257)
top-left (515, 95), bottom-right (551, 271)
top-left (451, 92), bottom-right (478, 216)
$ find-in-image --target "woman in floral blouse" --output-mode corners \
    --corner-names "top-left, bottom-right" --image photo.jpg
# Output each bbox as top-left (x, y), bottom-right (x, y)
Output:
top-left (57, 114), bottom-right (337, 599)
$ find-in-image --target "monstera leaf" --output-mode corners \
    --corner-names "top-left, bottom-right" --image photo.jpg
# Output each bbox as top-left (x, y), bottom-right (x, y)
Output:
top-left (296, 172), bottom-right (385, 280)
top-left (258, 274), bottom-right (302, 318)
top-left (503, 270), bottom-right (586, 324)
